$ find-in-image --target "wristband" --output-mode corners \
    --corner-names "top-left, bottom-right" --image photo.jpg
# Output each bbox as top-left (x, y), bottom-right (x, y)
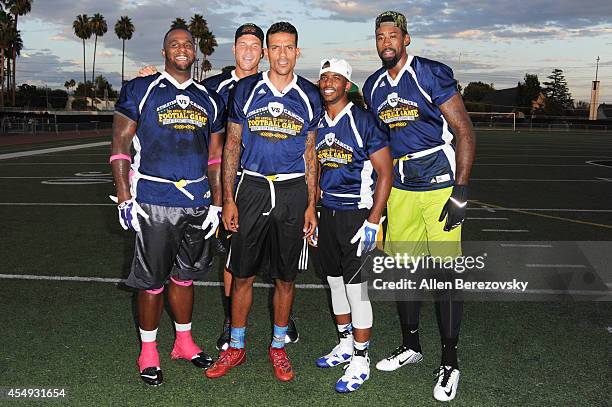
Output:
top-left (109, 154), bottom-right (132, 163)
top-left (208, 158), bottom-right (222, 165)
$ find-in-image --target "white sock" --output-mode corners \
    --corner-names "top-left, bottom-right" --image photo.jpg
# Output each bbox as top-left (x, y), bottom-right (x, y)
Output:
top-left (139, 328), bottom-right (158, 343)
top-left (174, 322), bottom-right (192, 332)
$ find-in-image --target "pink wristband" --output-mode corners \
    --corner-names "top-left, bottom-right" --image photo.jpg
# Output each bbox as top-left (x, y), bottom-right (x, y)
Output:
top-left (208, 158), bottom-right (222, 165)
top-left (109, 154), bottom-right (132, 163)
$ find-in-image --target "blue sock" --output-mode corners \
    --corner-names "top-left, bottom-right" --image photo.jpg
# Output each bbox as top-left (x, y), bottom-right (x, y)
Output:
top-left (271, 324), bottom-right (288, 349)
top-left (230, 326), bottom-right (246, 349)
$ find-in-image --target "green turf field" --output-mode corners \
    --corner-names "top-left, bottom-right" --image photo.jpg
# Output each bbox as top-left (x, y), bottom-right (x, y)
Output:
top-left (0, 130), bottom-right (611, 406)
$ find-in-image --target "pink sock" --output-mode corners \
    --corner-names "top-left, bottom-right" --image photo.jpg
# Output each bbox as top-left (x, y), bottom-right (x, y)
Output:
top-left (138, 341), bottom-right (160, 371)
top-left (172, 330), bottom-right (202, 360)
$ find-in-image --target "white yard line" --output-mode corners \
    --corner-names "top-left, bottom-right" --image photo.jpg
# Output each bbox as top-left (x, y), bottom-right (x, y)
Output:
top-left (482, 229), bottom-right (530, 232)
top-left (0, 141), bottom-right (110, 160)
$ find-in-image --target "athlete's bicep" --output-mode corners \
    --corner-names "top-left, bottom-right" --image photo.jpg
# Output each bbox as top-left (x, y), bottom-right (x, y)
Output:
top-left (111, 113), bottom-right (137, 153)
top-left (439, 93), bottom-right (473, 137)
top-left (369, 146), bottom-right (393, 178)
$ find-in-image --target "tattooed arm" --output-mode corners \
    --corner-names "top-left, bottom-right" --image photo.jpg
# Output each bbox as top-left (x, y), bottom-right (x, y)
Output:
top-left (221, 121), bottom-right (243, 232)
top-left (303, 129), bottom-right (318, 239)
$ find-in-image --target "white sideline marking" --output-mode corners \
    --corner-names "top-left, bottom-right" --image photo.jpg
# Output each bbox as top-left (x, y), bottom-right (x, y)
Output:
top-left (474, 164), bottom-right (591, 167)
top-left (606, 283), bottom-right (612, 288)
top-left (467, 217), bottom-right (508, 220)
top-left (0, 273), bottom-right (608, 296)
top-left (0, 274), bottom-right (327, 289)
top-left (525, 264), bottom-right (587, 268)
top-left (482, 229), bottom-right (529, 232)
top-left (500, 243), bottom-right (553, 248)
top-left (0, 141), bottom-right (110, 160)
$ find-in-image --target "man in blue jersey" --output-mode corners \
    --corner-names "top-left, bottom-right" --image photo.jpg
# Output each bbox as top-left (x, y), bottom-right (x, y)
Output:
top-left (110, 27), bottom-right (225, 386)
top-left (363, 11), bottom-right (476, 402)
top-left (205, 22), bottom-right (322, 382)
top-left (203, 24), bottom-right (301, 350)
top-left (313, 58), bottom-right (393, 393)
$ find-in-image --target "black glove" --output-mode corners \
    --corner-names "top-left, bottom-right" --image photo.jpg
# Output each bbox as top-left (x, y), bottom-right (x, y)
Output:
top-left (438, 185), bottom-right (468, 232)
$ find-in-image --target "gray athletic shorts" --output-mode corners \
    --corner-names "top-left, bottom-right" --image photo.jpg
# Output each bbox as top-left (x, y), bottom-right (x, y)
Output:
top-left (126, 203), bottom-right (213, 290)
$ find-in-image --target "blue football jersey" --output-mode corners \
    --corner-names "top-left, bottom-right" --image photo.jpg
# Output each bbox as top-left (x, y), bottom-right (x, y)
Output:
top-left (228, 71), bottom-right (323, 176)
top-left (316, 102), bottom-right (389, 210)
top-left (203, 69), bottom-right (240, 106)
top-left (363, 55), bottom-right (458, 191)
top-left (115, 71), bottom-right (226, 207)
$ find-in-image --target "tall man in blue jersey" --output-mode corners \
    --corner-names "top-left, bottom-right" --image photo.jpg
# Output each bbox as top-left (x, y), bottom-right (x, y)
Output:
top-left (204, 24), bottom-right (301, 350)
top-left (111, 27), bottom-right (225, 386)
top-left (313, 58), bottom-right (393, 393)
top-left (363, 11), bottom-right (476, 402)
top-left (206, 22), bottom-right (322, 382)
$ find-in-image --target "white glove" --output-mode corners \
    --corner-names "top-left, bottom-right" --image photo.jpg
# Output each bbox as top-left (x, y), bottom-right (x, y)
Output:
top-left (109, 195), bottom-right (149, 233)
top-left (309, 226), bottom-right (318, 247)
top-left (202, 205), bottom-right (222, 239)
top-left (350, 216), bottom-right (385, 257)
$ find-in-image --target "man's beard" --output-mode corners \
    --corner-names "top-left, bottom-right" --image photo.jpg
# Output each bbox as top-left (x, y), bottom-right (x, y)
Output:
top-left (381, 54), bottom-right (400, 69)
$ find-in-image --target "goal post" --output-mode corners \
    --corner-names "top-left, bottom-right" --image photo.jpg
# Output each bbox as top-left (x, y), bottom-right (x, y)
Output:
top-left (468, 112), bottom-right (516, 131)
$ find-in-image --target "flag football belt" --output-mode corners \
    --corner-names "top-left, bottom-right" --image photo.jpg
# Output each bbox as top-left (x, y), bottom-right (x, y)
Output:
top-left (241, 169), bottom-right (305, 216)
top-left (395, 144), bottom-right (449, 184)
top-left (134, 172), bottom-right (207, 200)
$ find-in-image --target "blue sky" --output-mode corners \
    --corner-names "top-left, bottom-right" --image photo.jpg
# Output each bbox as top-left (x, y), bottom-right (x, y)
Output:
top-left (17, 0), bottom-right (612, 104)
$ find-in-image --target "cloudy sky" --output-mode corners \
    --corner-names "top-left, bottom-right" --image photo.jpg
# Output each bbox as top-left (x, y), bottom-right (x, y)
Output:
top-left (18, 0), bottom-right (612, 104)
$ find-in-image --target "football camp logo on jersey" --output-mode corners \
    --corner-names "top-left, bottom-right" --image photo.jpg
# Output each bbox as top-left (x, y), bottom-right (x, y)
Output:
top-left (246, 101), bottom-right (305, 142)
top-left (316, 131), bottom-right (354, 169)
top-left (377, 92), bottom-right (419, 129)
top-left (156, 94), bottom-right (209, 131)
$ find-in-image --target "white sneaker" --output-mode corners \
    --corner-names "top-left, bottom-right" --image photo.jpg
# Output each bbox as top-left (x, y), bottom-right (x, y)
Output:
top-left (335, 355), bottom-right (370, 393)
top-left (315, 337), bottom-right (353, 368)
top-left (433, 365), bottom-right (460, 402)
top-left (375, 345), bottom-right (423, 371)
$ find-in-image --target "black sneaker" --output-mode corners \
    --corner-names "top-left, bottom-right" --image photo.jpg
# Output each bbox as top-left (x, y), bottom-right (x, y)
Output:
top-left (285, 315), bottom-right (300, 344)
top-left (216, 318), bottom-right (231, 351)
top-left (191, 351), bottom-right (214, 369)
top-left (140, 367), bottom-right (163, 386)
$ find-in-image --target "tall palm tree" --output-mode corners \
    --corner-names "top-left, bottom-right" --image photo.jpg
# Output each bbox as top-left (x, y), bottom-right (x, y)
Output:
top-left (73, 14), bottom-right (92, 99)
top-left (189, 14), bottom-right (207, 78)
top-left (5, 25), bottom-right (20, 100)
top-left (114, 15), bottom-right (134, 84)
top-left (5, 0), bottom-right (31, 105)
top-left (198, 29), bottom-right (216, 81)
top-left (90, 13), bottom-right (107, 100)
top-left (170, 17), bottom-right (186, 29)
top-left (0, 18), bottom-right (15, 106)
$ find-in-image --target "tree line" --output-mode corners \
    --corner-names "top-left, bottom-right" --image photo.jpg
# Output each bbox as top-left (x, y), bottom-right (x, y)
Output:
top-left (461, 68), bottom-right (579, 116)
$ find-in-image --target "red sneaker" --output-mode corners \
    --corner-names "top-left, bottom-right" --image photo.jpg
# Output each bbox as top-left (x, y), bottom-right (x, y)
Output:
top-left (205, 347), bottom-right (246, 379)
top-left (269, 347), bottom-right (295, 382)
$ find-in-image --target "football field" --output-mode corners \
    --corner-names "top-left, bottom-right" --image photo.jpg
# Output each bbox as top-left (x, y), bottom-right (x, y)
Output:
top-left (0, 130), bottom-right (610, 406)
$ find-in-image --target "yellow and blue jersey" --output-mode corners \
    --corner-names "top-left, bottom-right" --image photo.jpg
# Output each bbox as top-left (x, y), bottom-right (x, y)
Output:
top-left (203, 69), bottom-right (241, 106)
top-left (115, 71), bottom-right (226, 207)
top-left (316, 102), bottom-right (389, 210)
top-left (363, 55), bottom-right (458, 192)
top-left (228, 71), bottom-right (323, 176)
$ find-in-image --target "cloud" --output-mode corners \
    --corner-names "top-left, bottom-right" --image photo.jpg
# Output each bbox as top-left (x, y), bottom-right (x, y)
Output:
top-left (304, 0), bottom-right (612, 40)
top-left (48, 35), bottom-right (68, 41)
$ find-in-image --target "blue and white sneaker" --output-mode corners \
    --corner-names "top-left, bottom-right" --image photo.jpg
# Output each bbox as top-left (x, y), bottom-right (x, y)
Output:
top-left (315, 337), bottom-right (353, 368)
top-left (335, 355), bottom-right (370, 393)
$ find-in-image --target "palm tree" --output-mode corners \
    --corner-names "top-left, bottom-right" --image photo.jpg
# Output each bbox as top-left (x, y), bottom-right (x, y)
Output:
top-left (0, 18), bottom-right (16, 106)
top-left (90, 13), bottom-right (107, 100)
top-left (114, 16), bottom-right (134, 84)
top-left (5, 25), bottom-right (20, 101)
top-left (201, 59), bottom-right (212, 79)
top-left (5, 0), bottom-right (31, 105)
top-left (170, 17), bottom-right (187, 29)
top-left (73, 14), bottom-right (92, 100)
top-left (189, 14), bottom-right (207, 78)
top-left (198, 29), bottom-right (217, 81)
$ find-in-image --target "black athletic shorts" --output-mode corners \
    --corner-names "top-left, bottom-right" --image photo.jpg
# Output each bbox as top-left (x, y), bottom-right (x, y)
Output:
top-left (316, 206), bottom-right (369, 284)
top-left (228, 175), bottom-right (308, 282)
top-left (126, 203), bottom-right (213, 290)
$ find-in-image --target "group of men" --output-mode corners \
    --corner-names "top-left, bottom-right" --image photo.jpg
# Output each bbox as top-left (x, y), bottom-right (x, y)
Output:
top-left (110, 10), bottom-right (475, 402)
